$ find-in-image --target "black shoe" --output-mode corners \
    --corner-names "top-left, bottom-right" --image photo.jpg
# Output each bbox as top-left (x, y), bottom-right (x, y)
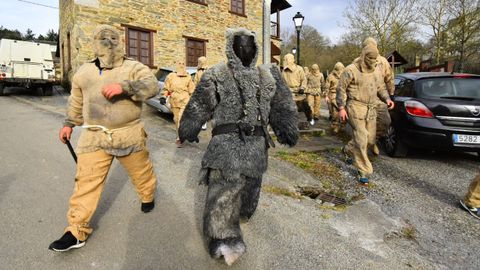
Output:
top-left (141, 200), bottom-right (155, 213)
top-left (48, 231), bottom-right (85, 252)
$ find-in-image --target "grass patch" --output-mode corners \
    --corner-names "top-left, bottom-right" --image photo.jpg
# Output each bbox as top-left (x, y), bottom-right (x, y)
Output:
top-left (275, 151), bottom-right (342, 180)
top-left (401, 225), bottom-right (417, 240)
top-left (321, 213), bottom-right (332, 219)
top-left (262, 185), bottom-right (303, 200)
top-left (318, 204), bottom-right (347, 212)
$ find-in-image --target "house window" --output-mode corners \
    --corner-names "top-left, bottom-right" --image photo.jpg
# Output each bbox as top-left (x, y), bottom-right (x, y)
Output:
top-left (187, 0), bottom-right (207, 5)
top-left (124, 25), bottom-right (155, 67)
top-left (185, 38), bottom-right (206, 67)
top-left (230, 0), bottom-right (245, 15)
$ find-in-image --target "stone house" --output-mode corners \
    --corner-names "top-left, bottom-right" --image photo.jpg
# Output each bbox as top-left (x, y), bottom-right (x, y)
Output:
top-left (59, 0), bottom-right (291, 82)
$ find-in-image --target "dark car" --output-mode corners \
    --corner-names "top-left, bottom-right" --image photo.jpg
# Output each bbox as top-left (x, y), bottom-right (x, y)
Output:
top-left (384, 72), bottom-right (480, 157)
top-left (145, 67), bottom-right (197, 114)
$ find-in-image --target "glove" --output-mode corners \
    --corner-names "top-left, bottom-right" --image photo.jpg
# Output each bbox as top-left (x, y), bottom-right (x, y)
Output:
top-left (298, 88), bottom-right (304, 95)
top-left (159, 97), bottom-right (166, 105)
top-left (59, 126), bottom-right (73, 144)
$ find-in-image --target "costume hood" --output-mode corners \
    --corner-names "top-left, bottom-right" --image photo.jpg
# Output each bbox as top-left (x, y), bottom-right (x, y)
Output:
top-left (93, 25), bottom-right (124, 69)
top-left (311, 64), bottom-right (320, 75)
top-left (354, 44), bottom-right (378, 73)
top-left (225, 28), bottom-right (259, 70)
top-left (197, 56), bottom-right (207, 69)
top-left (332, 62), bottom-right (345, 77)
top-left (283, 53), bottom-right (296, 71)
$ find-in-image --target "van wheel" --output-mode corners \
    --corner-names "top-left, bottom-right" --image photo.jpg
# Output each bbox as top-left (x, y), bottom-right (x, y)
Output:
top-left (384, 125), bottom-right (408, 157)
top-left (0, 83), bottom-right (4, 96)
top-left (35, 87), bottom-right (45, 96)
top-left (43, 84), bottom-right (53, 96)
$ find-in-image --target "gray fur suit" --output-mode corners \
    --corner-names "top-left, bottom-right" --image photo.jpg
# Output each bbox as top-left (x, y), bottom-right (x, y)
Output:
top-left (179, 28), bottom-right (298, 265)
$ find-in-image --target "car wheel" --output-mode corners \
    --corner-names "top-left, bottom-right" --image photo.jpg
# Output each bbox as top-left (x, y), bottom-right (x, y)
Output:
top-left (383, 125), bottom-right (408, 157)
top-left (0, 83), bottom-right (4, 96)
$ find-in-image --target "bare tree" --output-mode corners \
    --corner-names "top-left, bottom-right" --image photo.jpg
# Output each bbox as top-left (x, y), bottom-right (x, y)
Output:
top-left (419, 0), bottom-right (451, 64)
top-left (280, 25), bottom-right (330, 68)
top-left (446, 0), bottom-right (480, 72)
top-left (343, 0), bottom-right (420, 54)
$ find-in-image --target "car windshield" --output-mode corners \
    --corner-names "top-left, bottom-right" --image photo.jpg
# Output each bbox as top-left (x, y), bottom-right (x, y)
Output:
top-left (155, 69), bottom-right (172, 82)
top-left (416, 77), bottom-right (480, 99)
top-left (155, 68), bottom-right (197, 82)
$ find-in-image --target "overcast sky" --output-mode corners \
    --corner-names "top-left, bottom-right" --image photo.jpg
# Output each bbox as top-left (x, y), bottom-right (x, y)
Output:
top-left (1, 0), bottom-right (349, 44)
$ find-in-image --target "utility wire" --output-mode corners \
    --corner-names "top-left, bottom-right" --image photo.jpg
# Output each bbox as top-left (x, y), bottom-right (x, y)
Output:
top-left (17, 0), bottom-right (58, 9)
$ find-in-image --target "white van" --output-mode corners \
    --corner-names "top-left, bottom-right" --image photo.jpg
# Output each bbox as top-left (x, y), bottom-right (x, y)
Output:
top-left (0, 38), bottom-right (56, 96)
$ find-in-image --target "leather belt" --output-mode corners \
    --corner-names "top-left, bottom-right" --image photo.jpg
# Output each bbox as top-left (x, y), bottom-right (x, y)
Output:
top-left (212, 123), bottom-right (264, 137)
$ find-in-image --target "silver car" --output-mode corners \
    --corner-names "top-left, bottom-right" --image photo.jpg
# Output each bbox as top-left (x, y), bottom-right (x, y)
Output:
top-left (145, 67), bottom-right (197, 114)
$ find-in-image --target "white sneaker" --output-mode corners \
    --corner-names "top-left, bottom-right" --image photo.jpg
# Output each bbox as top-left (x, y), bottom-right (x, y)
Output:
top-left (201, 123), bottom-right (208, 130)
top-left (309, 119), bottom-right (315, 126)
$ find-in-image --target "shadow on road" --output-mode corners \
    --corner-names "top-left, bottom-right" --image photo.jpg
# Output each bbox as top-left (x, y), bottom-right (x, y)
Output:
top-left (120, 191), bottom-right (205, 270)
top-left (0, 173), bottom-right (15, 204)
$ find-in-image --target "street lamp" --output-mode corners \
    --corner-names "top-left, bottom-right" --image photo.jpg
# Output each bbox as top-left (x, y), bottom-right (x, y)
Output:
top-left (292, 12), bottom-right (304, 65)
top-left (291, 47), bottom-right (297, 55)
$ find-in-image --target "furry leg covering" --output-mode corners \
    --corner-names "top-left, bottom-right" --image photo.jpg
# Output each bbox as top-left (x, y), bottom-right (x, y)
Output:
top-left (240, 176), bottom-right (262, 221)
top-left (204, 170), bottom-right (257, 265)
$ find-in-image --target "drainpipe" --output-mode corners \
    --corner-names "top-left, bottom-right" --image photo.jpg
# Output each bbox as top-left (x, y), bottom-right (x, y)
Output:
top-left (263, 0), bottom-right (271, 64)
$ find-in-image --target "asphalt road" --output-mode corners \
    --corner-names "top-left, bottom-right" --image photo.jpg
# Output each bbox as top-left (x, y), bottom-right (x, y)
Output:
top-left (0, 89), bottom-right (478, 269)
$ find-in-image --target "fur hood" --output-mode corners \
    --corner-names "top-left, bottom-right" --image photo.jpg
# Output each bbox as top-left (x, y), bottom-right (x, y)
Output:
top-left (225, 28), bottom-right (259, 70)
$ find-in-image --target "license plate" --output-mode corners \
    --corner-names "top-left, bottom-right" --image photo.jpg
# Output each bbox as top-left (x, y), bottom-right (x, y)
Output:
top-left (453, 134), bottom-right (480, 144)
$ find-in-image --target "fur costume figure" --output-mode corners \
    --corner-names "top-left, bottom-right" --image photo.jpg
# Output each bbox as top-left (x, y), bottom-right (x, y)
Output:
top-left (178, 28), bottom-right (298, 265)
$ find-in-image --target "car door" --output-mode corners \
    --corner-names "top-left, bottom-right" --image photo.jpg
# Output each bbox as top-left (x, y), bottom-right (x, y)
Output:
top-left (414, 76), bottom-right (480, 129)
top-left (391, 77), bottom-right (414, 123)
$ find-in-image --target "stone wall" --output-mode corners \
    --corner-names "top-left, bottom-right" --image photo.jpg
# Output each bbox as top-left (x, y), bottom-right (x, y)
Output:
top-left (59, 0), bottom-right (265, 79)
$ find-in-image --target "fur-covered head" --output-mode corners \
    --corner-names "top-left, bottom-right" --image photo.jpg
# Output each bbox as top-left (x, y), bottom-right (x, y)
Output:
top-left (225, 28), bottom-right (259, 70)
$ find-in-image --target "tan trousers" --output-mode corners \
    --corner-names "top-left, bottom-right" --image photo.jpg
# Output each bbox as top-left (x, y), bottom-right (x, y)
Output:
top-left (465, 174), bottom-right (480, 207)
top-left (345, 108), bottom-right (377, 178)
top-left (376, 102), bottom-right (391, 139)
top-left (171, 106), bottom-right (186, 136)
top-left (66, 149), bottom-right (157, 241)
top-left (306, 94), bottom-right (321, 119)
top-left (328, 102), bottom-right (341, 131)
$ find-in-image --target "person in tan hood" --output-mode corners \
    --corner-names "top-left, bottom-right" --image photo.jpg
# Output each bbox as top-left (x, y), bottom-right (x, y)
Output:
top-left (305, 64), bottom-right (325, 124)
top-left (337, 44), bottom-right (394, 184)
top-left (49, 25), bottom-right (159, 252)
top-left (163, 59), bottom-right (195, 146)
top-left (282, 53), bottom-right (313, 126)
top-left (304, 66), bottom-right (310, 77)
top-left (194, 56), bottom-right (209, 130)
top-left (359, 37), bottom-right (395, 155)
top-left (325, 62), bottom-right (345, 133)
top-left (194, 56), bottom-right (208, 86)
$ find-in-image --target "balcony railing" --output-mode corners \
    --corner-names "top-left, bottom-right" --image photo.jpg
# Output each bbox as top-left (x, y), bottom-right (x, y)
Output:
top-left (271, 21), bottom-right (279, 38)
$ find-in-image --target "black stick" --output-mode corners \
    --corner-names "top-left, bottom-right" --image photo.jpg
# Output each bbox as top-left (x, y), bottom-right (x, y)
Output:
top-left (65, 140), bottom-right (77, 163)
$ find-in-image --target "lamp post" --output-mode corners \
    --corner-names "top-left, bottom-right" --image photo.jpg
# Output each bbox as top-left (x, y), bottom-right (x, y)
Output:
top-left (292, 12), bottom-right (304, 65)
